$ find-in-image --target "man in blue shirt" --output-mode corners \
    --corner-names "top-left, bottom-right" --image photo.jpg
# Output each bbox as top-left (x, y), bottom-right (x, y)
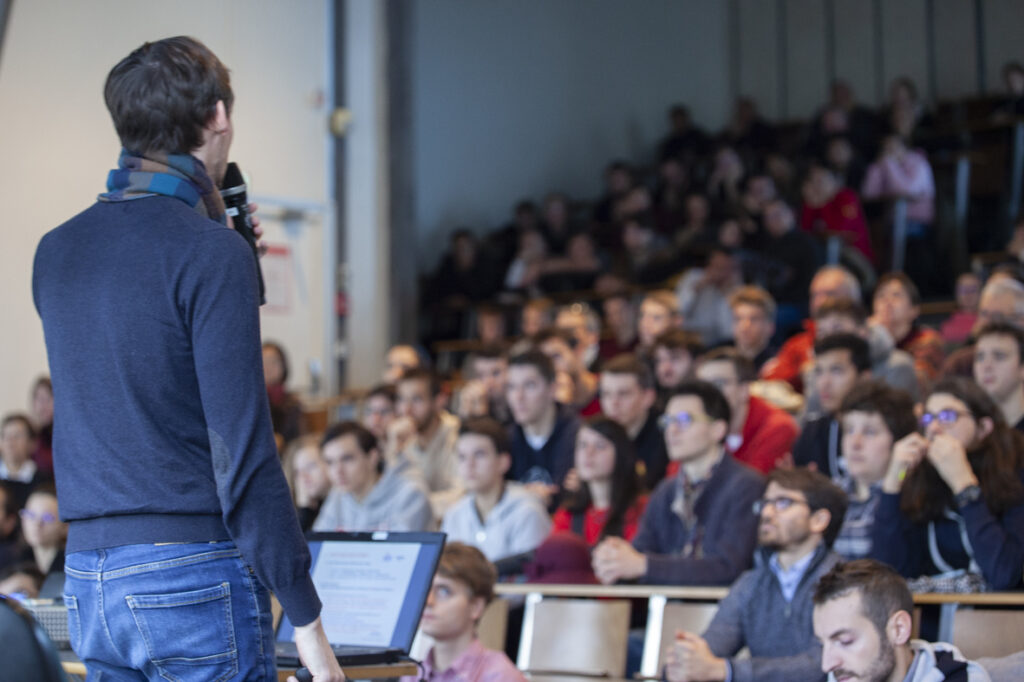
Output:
top-left (32, 37), bottom-right (342, 681)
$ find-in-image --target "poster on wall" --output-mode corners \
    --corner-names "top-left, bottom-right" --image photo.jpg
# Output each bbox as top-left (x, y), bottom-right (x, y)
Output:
top-left (261, 244), bottom-right (293, 313)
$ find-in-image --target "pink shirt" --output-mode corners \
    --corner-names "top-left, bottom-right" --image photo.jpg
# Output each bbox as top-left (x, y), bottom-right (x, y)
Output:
top-left (861, 150), bottom-right (935, 224)
top-left (400, 639), bottom-right (527, 682)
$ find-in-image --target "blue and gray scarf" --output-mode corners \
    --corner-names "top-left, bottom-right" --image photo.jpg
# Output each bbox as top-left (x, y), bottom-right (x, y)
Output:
top-left (98, 149), bottom-right (227, 225)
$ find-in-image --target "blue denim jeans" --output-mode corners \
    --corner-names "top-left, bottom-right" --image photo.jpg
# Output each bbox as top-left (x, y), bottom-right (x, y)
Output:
top-left (63, 541), bottom-right (276, 681)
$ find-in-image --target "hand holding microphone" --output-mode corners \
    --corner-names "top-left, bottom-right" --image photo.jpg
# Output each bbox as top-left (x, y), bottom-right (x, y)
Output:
top-left (220, 162), bottom-right (267, 305)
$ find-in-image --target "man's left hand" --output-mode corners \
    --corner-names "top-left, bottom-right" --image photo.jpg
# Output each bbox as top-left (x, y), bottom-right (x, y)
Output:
top-left (248, 202), bottom-right (268, 256)
top-left (664, 631), bottom-right (728, 682)
top-left (591, 536), bottom-right (647, 584)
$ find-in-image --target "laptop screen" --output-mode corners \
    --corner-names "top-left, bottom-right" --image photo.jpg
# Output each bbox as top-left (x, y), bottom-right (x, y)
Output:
top-left (276, 531), bottom-right (445, 650)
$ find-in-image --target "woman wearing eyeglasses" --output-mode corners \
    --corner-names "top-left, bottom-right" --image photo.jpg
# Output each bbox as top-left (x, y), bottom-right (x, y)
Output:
top-left (551, 417), bottom-right (647, 546)
top-left (870, 376), bottom-right (1024, 590)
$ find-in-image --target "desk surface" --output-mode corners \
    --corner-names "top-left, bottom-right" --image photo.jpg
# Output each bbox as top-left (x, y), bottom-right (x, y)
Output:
top-left (496, 582), bottom-right (1024, 606)
top-left (60, 654), bottom-right (418, 680)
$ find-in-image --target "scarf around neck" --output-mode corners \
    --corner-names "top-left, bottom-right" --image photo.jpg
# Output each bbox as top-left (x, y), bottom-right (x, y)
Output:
top-left (98, 149), bottom-right (227, 225)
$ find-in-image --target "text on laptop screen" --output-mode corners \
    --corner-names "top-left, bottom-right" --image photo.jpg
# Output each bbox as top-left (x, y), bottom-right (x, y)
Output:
top-left (277, 537), bottom-right (440, 649)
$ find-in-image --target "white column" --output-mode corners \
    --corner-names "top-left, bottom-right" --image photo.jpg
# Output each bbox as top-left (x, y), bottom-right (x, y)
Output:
top-left (342, 0), bottom-right (391, 389)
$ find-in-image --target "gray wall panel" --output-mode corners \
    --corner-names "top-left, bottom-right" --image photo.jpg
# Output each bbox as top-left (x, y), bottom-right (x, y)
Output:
top-left (880, 0), bottom-right (930, 105)
top-left (737, 0), bottom-right (780, 119)
top-left (933, 0), bottom-right (979, 98)
top-left (833, 0), bottom-right (877, 106)
top-left (785, 0), bottom-right (829, 119)
top-left (982, 0), bottom-right (1024, 95)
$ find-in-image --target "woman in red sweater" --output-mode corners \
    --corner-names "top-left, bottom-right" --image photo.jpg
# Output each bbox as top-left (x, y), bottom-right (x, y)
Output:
top-left (551, 416), bottom-right (647, 545)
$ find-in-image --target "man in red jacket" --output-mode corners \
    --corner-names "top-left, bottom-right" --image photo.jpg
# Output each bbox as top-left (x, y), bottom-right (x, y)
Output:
top-left (695, 348), bottom-right (798, 474)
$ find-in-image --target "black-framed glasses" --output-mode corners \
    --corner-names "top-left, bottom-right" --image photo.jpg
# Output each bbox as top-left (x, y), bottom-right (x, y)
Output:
top-left (752, 497), bottom-right (809, 515)
top-left (918, 409), bottom-right (970, 429)
top-left (657, 411), bottom-right (710, 431)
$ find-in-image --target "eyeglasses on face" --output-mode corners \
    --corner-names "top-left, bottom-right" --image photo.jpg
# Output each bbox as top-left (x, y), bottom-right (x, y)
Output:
top-left (918, 409), bottom-right (970, 429)
top-left (658, 411), bottom-right (711, 431)
top-left (19, 509), bottom-right (57, 524)
top-left (751, 496), bottom-right (808, 515)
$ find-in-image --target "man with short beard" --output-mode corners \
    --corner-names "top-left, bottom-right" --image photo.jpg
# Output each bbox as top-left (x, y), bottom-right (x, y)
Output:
top-left (813, 559), bottom-right (989, 681)
top-left (665, 468), bottom-right (846, 682)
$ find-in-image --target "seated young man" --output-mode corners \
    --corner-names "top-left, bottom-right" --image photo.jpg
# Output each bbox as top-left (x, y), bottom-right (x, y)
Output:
top-left (665, 467), bottom-right (848, 682)
top-left (399, 542), bottom-right (526, 682)
top-left (442, 417), bottom-right (551, 562)
top-left (652, 328), bottom-right (704, 409)
top-left (792, 333), bottom-right (872, 480)
top-left (506, 350), bottom-right (581, 498)
top-left (872, 272), bottom-right (945, 386)
top-left (973, 322), bottom-right (1024, 432)
top-left (694, 348), bottom-right (798, 474)
top-left (834, 380), bottom-right (917, 560)
top-left (813, 559), bottom-right (990, 681)
top-left (312, 421), bottom-right (433, 532)
top-left (591, 381), bottom-right (764, 586)
top-left (389, 368), bottom-right (461, 508)
top-left (599, 353), bottom-right (668, 488)
top-left (728, 285), bottom-right (779, 372)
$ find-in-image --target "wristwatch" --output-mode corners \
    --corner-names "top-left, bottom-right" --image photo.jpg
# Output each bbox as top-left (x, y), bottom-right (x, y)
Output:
top-left (954, 484), bottom-right (982, 509)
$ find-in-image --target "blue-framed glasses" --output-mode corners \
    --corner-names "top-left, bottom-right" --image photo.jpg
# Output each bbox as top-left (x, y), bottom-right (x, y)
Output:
top-left (918, 409), bottom-right (970, 429)
top-left (657, 411), bottom-right (710, 431)
top-left (19, 509), bottom-right (57, 524)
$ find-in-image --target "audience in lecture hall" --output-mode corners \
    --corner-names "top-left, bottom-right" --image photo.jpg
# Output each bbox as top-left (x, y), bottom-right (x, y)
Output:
top-left (12, 45), bottom-right (1024, 681)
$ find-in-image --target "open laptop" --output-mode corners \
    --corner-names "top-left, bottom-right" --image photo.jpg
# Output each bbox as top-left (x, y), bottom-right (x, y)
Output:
top-left (275, 530), bottom-right (445, 667)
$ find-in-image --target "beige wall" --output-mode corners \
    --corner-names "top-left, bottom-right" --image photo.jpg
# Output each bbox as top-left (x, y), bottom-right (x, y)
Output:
top-left (0, 0), bottom-right (332, 414)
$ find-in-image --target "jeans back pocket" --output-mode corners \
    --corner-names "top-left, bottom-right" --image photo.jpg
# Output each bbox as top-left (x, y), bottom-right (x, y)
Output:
top-left (126, 582), bottom-right (238, 682)
top-left (62, 593), bottom-right (82, 653)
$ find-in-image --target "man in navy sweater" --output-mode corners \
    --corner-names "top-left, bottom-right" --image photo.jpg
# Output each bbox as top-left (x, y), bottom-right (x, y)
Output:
top-left (592, 380), bottom-right (764, 585)
top-left (32, 37), bottom-right (342, 681)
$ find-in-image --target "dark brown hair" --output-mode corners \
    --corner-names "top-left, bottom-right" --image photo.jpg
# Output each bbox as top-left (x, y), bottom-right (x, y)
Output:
top-left (839, 380), bottom-right (917, 443)
top-left (813, 559), bottom-right (913, 638)
top-left (601, 354), bottom-right (655, 391)
top-left (105, 36), bottom-right (233, 155)
top-left (563, 416), bottom-right (641, 542)
top-left (901, 376), bottom-right (1024, 522)
top-left (767, 468), bottom-right (848, 548)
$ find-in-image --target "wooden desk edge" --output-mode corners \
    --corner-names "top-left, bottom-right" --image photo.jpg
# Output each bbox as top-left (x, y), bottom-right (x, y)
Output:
top-left (61, 660), bottom-right (419, 680)
top-left (496, 583), bottom-right (1024, 606)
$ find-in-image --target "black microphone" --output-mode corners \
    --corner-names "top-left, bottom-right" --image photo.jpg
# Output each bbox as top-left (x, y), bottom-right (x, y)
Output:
top-left (220, 162), bottom-right (267, 305)
top-left (294, 667), bottom-right (313, 682)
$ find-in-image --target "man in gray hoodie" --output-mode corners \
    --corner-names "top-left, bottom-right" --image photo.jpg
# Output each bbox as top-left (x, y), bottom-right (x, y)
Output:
top-left (665, 467), bottom-right (848, 682)
top-left (312, 421), bottom-right (432, 532)
top-left (813, 559), bottom-right (990, 681)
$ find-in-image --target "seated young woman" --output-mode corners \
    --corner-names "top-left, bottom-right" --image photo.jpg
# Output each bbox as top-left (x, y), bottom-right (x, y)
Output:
top-left (870, 376), bottom-right (1024, 590)
top-left (551, 416), bottom-right (647, 546)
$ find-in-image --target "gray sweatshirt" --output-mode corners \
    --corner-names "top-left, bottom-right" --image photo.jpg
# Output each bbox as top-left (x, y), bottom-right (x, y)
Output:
top-left (441, 483), bottom-right (551, 561)
top-left (312, 459), bottom-right (433, 532)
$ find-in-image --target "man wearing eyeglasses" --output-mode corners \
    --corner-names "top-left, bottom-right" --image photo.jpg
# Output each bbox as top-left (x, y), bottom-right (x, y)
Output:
top-left (592, 380), bottom-right (764, 586)
top-left (665, 468), bottom-right (847, 682)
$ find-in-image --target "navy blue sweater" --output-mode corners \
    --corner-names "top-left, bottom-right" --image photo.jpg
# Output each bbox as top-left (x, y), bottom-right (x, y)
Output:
top-left (33, 196), bottom-right (320, 626)
top-left (632, 453), bottom-right (765, 585)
